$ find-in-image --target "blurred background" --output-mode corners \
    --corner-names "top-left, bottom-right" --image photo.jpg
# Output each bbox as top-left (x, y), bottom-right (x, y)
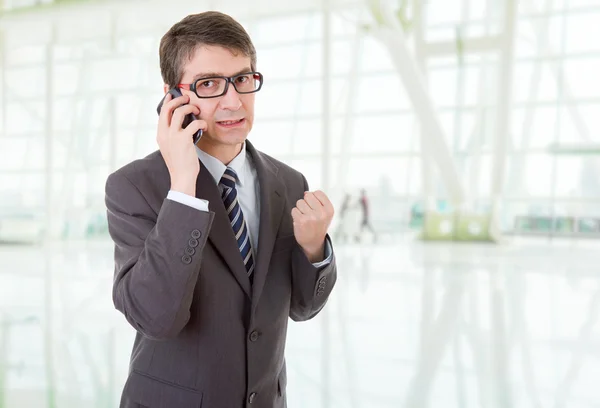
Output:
top-left (1, 0), bottom-right (600, 406)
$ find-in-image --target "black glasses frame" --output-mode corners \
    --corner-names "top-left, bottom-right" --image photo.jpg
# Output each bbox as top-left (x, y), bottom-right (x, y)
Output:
top-left (177, 72), bottom-right (264, 99)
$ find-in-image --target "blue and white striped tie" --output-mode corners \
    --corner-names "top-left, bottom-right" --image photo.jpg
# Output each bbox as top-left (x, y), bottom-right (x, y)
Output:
top-left (219, 167), bottom-right (255, 281)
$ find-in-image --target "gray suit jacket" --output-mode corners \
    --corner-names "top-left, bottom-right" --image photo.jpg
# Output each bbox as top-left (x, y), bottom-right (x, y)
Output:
top-left (105, 141), bottom-right (337, 408)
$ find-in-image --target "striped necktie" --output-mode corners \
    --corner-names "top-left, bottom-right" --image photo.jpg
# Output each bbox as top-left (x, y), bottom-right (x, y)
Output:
top-left (219, 167), bottom-right (255, 281)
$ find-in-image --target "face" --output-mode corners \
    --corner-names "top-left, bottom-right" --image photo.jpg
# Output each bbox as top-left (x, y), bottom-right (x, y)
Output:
top-left (176, 45), bottom-right (256, 149)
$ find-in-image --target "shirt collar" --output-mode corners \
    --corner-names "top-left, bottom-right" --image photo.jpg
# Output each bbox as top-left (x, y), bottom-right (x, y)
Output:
top-left (195, 143), bottom-right (248, 187)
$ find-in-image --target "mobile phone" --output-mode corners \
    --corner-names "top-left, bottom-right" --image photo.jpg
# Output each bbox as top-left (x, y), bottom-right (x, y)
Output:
top-left (156, 88), bottom-right (203, 144)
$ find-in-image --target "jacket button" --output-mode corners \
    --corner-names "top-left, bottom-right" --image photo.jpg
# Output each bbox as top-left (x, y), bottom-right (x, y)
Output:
top-left (185, 247), bottom-right (195, 256)
top-left (188, 238), bottom-right (199, 248)
top-left (191, 229), bottom-right (201, 239)
top-left (248, 392), bottom-right (257, 404)
top-left (249, 331), bottom-right (260, 342)
top-left (181, 255), bottom-right (192, 265)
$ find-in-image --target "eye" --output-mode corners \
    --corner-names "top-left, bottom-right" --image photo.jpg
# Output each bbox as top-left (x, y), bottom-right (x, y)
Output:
top-left (199, 80), bottom-right (216, 88)
top-left (235, 75), bottom-right (250, 84)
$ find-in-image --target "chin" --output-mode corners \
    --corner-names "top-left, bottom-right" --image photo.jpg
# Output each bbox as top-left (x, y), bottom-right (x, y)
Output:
top-left (216, 126), bottom-right (250, 143)
top-left (211, 131), bottom-right (248, 146)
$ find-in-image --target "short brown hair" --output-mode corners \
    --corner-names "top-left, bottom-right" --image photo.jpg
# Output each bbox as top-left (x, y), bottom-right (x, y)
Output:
top-left (159, 11), bottom-right (257, 87)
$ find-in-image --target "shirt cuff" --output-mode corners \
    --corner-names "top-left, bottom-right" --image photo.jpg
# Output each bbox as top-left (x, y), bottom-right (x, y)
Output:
top-left (311, 237), bottom-right (333, 268)
top-left (167, 190), bottom-right (209, 212)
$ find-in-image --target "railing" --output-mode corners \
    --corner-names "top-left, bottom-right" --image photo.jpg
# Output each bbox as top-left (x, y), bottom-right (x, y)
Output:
top-left (513, 215), bottom-right (600, 237)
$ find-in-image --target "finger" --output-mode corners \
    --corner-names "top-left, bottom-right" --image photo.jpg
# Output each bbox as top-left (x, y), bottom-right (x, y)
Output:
top-left (182, 119), bottom-right (207, 139)
top-left (313, 190), bottom-right (334, 216)
top-left (157, 91), bottom-right (172, 116)
top-left (157, 92), bottom-right (173, 139)
top-left (303, 193), bottom-right (323, 211)
top-left (158, 92), bottom-right (182, 120)
top-left (291, 207), bottom-right (303, 221)
top-left (295, 199), bottom-right (312, 215)
top-left (160, 94), bottom-right (190, 126)
top-left (172, 104), bottom-right (201, 129)
top-left (312, 190), bottom-right (332, 208)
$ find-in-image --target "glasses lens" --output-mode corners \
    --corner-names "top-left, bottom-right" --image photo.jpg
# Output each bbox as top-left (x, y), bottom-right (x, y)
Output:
top-left (194, 77), bottom-right (227, 97)
top-left (233, 73), bottom-right (262, 93)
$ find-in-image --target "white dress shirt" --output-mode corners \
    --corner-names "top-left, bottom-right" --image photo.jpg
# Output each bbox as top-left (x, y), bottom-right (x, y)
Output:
top-left (166, 143), bottom-right (332, 267)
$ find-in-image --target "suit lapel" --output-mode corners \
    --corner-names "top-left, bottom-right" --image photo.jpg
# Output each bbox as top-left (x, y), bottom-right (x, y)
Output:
top-left (161, 142), bottom-right (285, 303)
top-left (246, 142), bottom-right (285, 305)
top-left (195, 159), bottom-right (252, 299)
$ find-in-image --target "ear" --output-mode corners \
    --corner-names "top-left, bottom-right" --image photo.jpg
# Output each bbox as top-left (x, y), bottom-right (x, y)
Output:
top-left (163, 84), bottom-right (169, 94)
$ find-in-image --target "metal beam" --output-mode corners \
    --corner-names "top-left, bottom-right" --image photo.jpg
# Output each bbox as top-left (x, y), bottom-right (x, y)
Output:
top-left (424, 35), bottom-right (503, 57)
top-left (0, 27), bottom-right (5, 140)
top-left (368, 1), bottom-right (467, 207)
top-left (336, 21), bottom-right (363, 193)
top-left (44, 24), bottom-right (55, 240)
top-left (506, 0), bottom-right (554, 198)
top-left (489, 0), bottom-right (517, 228)
top-left (0, 315), bottom-right (7, 408)
top-left (412, 0), bottom-right (436, 212)
top-left (321, 0), bottom-right (332, 192)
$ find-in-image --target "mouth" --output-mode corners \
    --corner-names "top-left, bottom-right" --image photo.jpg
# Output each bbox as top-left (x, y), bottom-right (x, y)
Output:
top-left (216, 118), bottom-right (245, 128)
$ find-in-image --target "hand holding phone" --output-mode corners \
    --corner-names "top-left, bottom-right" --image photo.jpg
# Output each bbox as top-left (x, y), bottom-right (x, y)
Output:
top-left (156, 90), bottom-right (206, 196)
top-left (157, 88), bottom-right (203, 144)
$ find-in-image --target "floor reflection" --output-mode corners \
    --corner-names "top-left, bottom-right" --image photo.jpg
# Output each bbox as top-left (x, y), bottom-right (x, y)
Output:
top-left (1, 237), bottom-right (599, 407)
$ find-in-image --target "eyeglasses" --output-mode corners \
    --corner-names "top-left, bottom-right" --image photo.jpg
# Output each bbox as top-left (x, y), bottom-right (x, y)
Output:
top-left (177, 72), bottom-right (263, 99)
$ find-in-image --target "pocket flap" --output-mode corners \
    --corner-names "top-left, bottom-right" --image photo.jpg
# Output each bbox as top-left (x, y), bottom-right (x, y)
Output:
top-left (123, 370), bottom-right (203, 408)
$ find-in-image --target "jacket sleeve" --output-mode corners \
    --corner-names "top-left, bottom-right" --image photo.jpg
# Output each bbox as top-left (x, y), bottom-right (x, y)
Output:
top-left (105, 172), bottom-right (214, 340)
top-left (289, 175), bottom-right (337, 321)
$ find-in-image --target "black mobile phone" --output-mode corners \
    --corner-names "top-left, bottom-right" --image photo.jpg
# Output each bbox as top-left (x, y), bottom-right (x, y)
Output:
top-left (156, 88), bottom-right (203, 144)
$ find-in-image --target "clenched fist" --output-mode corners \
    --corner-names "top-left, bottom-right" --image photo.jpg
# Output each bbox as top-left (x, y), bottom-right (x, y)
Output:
top-left (291, 190), bottom-right (334, 263)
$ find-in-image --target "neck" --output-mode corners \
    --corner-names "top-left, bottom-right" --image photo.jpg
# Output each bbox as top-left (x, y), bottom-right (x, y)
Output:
top-left (197, 139), bottom-right (244, 165)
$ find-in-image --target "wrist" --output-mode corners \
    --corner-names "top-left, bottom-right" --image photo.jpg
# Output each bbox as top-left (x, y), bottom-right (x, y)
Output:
top-left (170, 179), bottom-right (196, 197)
top-left (302, 241), bottom-right (325, 263)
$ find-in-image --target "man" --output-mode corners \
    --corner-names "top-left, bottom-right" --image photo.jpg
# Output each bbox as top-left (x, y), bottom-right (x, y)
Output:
top-left (104, 11), bottom-right (337, 408)
top-left (358, 188), bottom-right (377, 242)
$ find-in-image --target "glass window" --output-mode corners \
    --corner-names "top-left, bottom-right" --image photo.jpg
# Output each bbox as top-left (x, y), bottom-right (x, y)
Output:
top-left (511, 106), bottom-right (559, 149)
top-left (360, 36), bottom-right (395, 73)
top-left (258, 43), bottom-right (321, 79)
top-left (251, 13), bottom-right (321, 46)
top-left (348, 114), bottom-right (417, 154)
top-left (248, 120), bottom-right (293, 156)
top-left (5, 102), bottom-right (45, 133)
top-left (516, 17), bottom-right (564, 58)
top-left (513, 62), bottom-right (559, 103)
top-left (563, 57), bottom-right (600, 99)
top-left (424, 0), bottom-right (464, 26)
top-left (506, 153), bottom-right (554, 197)
top-left (355, 73), bottom-right (412, 113)
top-left (565, 11), bottom-right (600, 53)
top-left (428, 67), bottom-right (459, 107)
top-left (567, 104), bottom-right (600, 141)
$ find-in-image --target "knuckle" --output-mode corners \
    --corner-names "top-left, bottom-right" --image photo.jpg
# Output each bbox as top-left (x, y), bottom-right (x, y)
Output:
top-left (167, 100), bottom-right (180, 112)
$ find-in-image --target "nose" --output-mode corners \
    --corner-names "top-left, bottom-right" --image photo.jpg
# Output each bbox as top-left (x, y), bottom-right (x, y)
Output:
top-left (219, 81), bottom-right (242, 111)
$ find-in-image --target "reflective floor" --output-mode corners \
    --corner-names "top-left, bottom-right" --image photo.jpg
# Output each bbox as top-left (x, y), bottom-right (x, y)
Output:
top-left (1, 235), bottom-right (599, 407)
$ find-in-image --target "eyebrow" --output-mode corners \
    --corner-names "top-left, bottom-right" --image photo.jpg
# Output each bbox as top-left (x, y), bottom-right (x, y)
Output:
top-left (192, 67), bottom-right (253, 81)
